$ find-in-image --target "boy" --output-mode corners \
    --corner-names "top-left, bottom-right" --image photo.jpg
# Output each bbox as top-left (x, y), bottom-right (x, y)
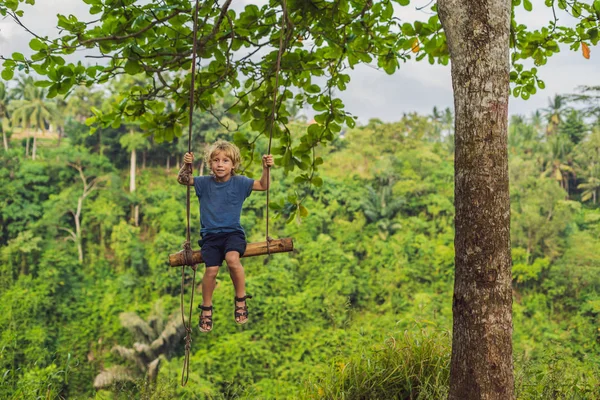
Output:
top-left (177, 140), bottom-right (274, 332)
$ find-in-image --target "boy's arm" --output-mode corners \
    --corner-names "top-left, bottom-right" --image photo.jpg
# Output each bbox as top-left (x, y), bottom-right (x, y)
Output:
top-left (253, 154), bottom-right (274, 191)
top-left (177, 152), bottom-right (195, 186)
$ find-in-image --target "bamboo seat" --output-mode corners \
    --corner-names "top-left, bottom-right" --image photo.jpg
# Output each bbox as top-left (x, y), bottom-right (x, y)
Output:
top-left (169, 237), bottom-right (293, 267)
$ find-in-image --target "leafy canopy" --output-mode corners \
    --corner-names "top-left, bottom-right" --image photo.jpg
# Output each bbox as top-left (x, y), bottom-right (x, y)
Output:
top-left (1, 0), bottom-right (598, 178)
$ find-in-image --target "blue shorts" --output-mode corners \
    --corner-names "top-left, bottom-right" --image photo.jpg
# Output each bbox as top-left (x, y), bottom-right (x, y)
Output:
top-left (199, 231), bottom-right (247, 267)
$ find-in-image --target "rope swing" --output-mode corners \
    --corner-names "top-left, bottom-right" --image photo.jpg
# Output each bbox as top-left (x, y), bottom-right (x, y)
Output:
top-left (173, 0), bottom-right (294, 386)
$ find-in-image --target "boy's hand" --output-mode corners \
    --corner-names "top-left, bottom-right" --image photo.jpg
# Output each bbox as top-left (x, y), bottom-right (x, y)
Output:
top-left (262, 154), bottom-right (274, 168)
top-left (183, 152), bottom-right (194, 164)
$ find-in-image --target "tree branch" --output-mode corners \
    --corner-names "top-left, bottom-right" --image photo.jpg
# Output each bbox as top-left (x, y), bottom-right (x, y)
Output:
top-left (78, 8), bottom-right (188, 46)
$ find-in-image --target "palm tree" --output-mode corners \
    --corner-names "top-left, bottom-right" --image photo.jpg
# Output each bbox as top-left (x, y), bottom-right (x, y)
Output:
top-left (574, 128), bottom-right (600, 204)
top-left (566, 85), bottom-right (600, 125)
top-left (0, 81), bottom-right (11, 151)
top-left (442, 107), bottom-right (454, 136)
top-left (9, 78), bottom-right (57, 159)
top-left (361, 182), bottom-right (405, 240)
top-left (429, 106), bottom-right (443, 141)
top-left (93, 306), bottom-right (185, 390)
top-left (542, 94), bottom-right (570, 136)
top-left (578, 176), bottom-right (600, 204)
top-left (542, 133), bottom-right (574, 195)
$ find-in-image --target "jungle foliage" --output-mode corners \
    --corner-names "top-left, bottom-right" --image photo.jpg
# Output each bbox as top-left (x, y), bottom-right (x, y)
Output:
top-left (1, 75), bottom-right (600, 398)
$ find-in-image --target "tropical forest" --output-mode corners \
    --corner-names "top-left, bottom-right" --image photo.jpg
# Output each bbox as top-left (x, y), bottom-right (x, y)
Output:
top-left (2, 0), bottom-right (600, 399)
top-left (1, 71), bottom-right (600, 398)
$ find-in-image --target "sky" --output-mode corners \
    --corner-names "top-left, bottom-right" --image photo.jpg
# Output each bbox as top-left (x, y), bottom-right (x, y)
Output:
top-left (0, 0), bottom-right (598, 123)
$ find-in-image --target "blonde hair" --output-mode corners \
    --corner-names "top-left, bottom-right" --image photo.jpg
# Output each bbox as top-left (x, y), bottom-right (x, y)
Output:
top-left (205, 139), bottom-right (242, 175)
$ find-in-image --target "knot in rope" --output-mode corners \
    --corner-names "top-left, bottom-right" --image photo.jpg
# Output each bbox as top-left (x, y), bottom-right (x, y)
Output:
top-left (182, 240), bottom-right (196, 268)
top-left (184, 326), bottom-right (193, 349)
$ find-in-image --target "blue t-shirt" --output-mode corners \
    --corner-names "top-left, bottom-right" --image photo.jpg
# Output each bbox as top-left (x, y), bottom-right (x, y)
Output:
top-left (193, 175), bottom-right (254, 236)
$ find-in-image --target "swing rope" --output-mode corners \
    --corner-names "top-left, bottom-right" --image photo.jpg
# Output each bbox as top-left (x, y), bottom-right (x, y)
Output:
top-left (266, 1), bottom-right (288, 253)
top-left (180, 0), bottom-right (201, 387)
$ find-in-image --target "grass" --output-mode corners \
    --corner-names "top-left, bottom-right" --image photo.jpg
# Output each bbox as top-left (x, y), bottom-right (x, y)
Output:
top-left (302, 329), bottom-right (451, 400)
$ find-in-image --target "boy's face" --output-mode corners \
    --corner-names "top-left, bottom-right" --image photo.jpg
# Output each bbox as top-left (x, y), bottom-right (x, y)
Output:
top-left (210, 150), bottom-right (234, 180)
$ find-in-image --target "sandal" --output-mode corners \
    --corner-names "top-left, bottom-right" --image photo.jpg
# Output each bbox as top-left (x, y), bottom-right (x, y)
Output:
top-left (234, 295), bottom-right (253, 325)
top-left (198, 305), bottom-right (213, 333)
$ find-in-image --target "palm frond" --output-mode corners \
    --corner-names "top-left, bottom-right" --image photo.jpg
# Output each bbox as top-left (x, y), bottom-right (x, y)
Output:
top-left (149, 317), bottom-right (185, 357)
top-left (93, 366), bottom-right (136, 390)
top-left (111, 345), bottom-right (146, 371)
top-left (119, 312), bottom-right (156, 343)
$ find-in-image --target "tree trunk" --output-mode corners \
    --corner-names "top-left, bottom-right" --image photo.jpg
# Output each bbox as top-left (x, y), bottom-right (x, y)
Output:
top-left (75, 197), bottom-right (84, 263)
top-left (25, 136), bottom-right (30, 158)
top-left (166, 155), bottom-right (171, 172)
top-left (130, 146), bottom-right (139, 226)
top-left (32, 136), bottom-right (37, 161)
top-left (438, 1), bottom-right (514, 399)
top-left (142, 150), bottom-right (147, 170)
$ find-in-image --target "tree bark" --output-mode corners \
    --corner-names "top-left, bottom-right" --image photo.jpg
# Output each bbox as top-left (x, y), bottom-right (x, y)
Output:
top-left (438, 1), bottom-right (514, 399)
top-left (25, 136), bottom-right (29, 157)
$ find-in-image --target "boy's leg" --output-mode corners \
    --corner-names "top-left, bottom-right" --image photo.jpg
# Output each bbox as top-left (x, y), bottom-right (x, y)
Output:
top-left (198, 234), bottom-right (225, 332)
top-left (199, 266), bottom-right (219, 331)
top-left (201, 266), bottom-right (219, 306)
top-left (225, 251), bottom-right (249, 324)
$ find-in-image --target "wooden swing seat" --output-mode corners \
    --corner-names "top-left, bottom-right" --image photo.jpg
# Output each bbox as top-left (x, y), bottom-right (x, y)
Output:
top-left (168, 237), bottom-right (293, 267)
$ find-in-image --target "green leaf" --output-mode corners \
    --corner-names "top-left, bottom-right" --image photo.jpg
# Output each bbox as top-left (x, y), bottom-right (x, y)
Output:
top-left (29, 38), bottom-right (45, 51)
top-left (397, 0), bottom-right (410, 6)
top-left (382, 2), bottom-right (393, 20)
top-left (85, 116), bottom-right (97, 126)
top-left (345, 116), bottom-right (356, 128)
top-left (34, 80), bottom-right (52, 87)
top-left (523, 0), bottom-right (532, 11)
top-left (269, 202), bottom-right (282, 211)
top-left (513, 87), bottom-right (521, 97)
top-left (402, 23), bottom-right (415, 36)
top-left (12, 52), bottom-right (25, 61)
top-left (306, 84), bottom-right (321, 94)
top-left (124, 60), bottom-right (142, 75)
top-left (313, 102), bottom-right (327, 112)
top-left (299, 204), bottom-right (309, 218)
top-left (307, 123), bottom-right (322, 136)
top-left (285, 210), bottom-right (297, 224)
top-left (1, 67), bottom-right (14, 81)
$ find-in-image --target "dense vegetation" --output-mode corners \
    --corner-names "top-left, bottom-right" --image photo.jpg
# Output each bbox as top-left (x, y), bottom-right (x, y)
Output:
top-left (1, 78), bottom-right (600, 399)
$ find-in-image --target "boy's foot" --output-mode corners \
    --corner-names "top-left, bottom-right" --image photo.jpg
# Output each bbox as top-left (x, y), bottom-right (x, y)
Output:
top-left (234, 295), bottom-right (253, 325)
top-left (198, 305), bottom-right (213, 332)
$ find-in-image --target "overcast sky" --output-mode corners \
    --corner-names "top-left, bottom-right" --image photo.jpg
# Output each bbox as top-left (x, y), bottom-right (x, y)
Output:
top-left (1, 0), bottom-right (598, 122)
